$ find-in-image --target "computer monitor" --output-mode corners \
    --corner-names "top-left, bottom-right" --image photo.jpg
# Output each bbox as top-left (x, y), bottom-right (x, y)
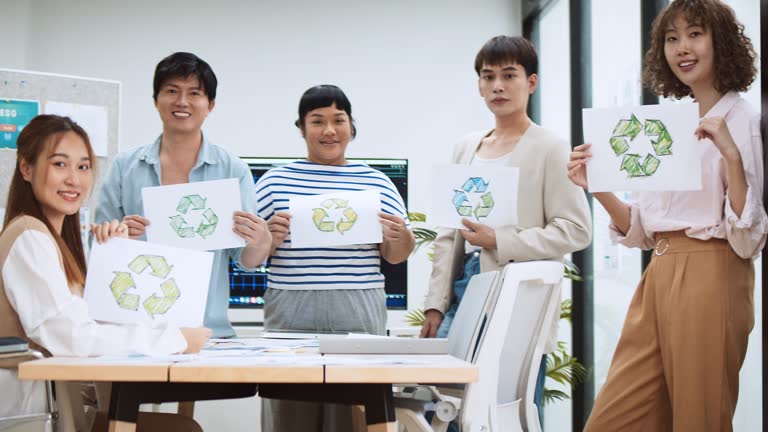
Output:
top-left (229, 157), bottom-right (408, 310)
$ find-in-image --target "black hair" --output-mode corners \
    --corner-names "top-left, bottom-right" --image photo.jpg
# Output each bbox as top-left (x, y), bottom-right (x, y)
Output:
top-left (295, 85), bottom-right (357, 138)
top-left (474, 36), bottom-right (538, 77)
top-left (152, 52), bottom-right (218, 101)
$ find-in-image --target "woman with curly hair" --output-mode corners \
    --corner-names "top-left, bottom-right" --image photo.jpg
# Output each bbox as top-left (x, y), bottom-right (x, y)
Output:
top-left (567, 0), bottom-right (767, 430)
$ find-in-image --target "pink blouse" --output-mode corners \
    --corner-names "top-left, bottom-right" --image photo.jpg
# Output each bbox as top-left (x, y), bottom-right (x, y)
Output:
top-left (610, 92), bottom-right (768, 259)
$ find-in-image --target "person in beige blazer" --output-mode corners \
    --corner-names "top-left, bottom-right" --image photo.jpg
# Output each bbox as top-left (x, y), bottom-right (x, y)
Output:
top-left (420, 35), bottom-right (592, 425)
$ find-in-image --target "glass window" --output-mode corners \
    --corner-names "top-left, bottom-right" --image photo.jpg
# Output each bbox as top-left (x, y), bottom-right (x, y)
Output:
top-left (722, 1), bottom-right (762, 429)
top-left (589, 0), bottom-right (642, 397)
top-left (536, 1), bottom-right (573, 430)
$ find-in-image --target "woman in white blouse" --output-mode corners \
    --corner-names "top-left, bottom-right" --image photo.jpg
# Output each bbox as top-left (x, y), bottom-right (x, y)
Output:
top-left (568, 1), bottom-right (767, 431)
top-left (0, 115), bottom-right (210, 426)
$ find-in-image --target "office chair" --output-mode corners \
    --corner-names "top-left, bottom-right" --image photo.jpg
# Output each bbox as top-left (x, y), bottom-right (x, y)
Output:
top-left (396, 260), bottom-right (564, 432)
top-left (0, 349), bottom-right (56, 432)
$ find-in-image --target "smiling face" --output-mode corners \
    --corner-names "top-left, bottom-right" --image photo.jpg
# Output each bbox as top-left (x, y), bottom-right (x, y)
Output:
top-left (20, 131), bottom-right (93, 231)
top-left (302, 103), bottom-right (352, 166)
top-left (154, 75), bottom-right (215, 136)
top-left (663, 14), bottom-right (715, 93)
top-left (478, 62), bottom-right (537, 117)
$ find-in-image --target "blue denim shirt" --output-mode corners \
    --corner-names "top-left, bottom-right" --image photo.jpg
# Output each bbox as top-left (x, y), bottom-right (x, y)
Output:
top-left (95, 134), bottom-right (257, 337)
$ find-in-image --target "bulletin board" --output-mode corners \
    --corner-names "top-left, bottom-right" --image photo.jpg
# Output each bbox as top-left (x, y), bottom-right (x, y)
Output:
top-left (0, 69), bottom-right (120, 221)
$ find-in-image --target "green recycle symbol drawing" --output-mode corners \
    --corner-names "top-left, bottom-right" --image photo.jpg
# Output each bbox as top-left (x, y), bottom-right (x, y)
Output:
top-left (610, 114), bottom-right (673, 178)
top-left (109, 255), bottom-right (180, 318)
top-left (312, 198), bottom-right (358, 235)
top-left (169, 194), bottom-right (218, 239)
top-left (453, 177), bottom-right (494, 220)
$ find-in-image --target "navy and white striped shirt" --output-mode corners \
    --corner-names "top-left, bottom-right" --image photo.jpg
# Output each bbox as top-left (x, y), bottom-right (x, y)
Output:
top-left (255, 161), bottom-right (410, 291)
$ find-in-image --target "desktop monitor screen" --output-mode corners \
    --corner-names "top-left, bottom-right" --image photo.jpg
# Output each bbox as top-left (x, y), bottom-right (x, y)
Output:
top-left (229, 157), bottom-right (408, 309)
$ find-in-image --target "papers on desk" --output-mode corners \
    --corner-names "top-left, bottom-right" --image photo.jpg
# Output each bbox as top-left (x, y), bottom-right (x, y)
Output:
top-left (319, 334), bottom-right (449, 355)
top-left (261, 331), bottom-right (344, 340)
top-left (89, 337), bottom-right (432, 366)
top-left (84, 354), bottom-right (198, 364)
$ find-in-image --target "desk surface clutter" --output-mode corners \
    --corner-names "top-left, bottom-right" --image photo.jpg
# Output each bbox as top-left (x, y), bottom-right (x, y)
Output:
top-left (18, 336), bottom-right (478, 385)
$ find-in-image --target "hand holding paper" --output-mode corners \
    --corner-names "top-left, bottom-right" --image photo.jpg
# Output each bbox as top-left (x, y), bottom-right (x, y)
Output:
top-left (459, 218), bottom-right (497, 249)
top-left (268, 212), bottom-right (292, 250)
top-left (695, 116), bottom-right (740, 161)
top-left (232, 210), bottom-right (271, 246)
top-left (91, 219), bottom-right (129, 244)
top-left (122, 215), bottom-right (151, 240)
top-left (567, 143), bottom-right (592, 190)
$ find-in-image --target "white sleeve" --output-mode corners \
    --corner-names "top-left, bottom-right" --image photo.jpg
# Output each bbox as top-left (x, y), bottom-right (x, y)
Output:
top-left (3, 231), bottom-right (187, 357)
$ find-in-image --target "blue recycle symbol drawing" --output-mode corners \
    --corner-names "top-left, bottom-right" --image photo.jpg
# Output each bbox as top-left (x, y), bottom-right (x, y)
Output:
top-left (453, 177), bottom-right (495, 220)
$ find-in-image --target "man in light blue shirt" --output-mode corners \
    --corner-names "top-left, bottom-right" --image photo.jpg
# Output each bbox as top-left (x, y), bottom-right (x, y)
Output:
top-left (96, 52), bottom-right (271, 337)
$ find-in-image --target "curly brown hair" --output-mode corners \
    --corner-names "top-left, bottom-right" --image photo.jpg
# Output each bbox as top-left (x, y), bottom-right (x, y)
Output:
top-left (642, 0), bottom-right (756, 99)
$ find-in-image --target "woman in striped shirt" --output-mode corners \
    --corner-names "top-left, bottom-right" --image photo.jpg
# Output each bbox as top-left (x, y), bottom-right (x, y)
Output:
top-left (255, 85), bottom-right (415, 432)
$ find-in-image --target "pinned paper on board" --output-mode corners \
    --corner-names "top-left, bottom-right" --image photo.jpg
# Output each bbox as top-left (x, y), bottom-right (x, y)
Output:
top-left (429, 164), bottom-right (519, 229)
top-left (44, 101), bottom-right (109, 156)
top-left (583, 103), bottom-right (702, 192)
top-left (0, 99), bottom-right (39, 149)
top-left (142, 178), bottom-right (244, 250)
top-left (289, 190), bottom-right (383, 248)
top-left (84, 238), bottom-right (213, 326)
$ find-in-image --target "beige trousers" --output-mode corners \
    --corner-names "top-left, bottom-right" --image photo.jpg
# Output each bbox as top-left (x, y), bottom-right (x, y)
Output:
top-left (585, 232), bottom-right (755, 432)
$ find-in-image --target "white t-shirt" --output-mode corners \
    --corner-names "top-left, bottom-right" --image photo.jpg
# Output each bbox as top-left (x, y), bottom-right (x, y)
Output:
top-left (464, 151), bottom-right (515, 254)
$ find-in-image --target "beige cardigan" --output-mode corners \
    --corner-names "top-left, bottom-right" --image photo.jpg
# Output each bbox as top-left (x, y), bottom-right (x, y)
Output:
top-left (423, 124), bottom-right (592, 351)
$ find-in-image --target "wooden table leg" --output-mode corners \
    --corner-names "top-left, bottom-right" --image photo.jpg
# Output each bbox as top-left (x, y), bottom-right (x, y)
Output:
top-left (259, 383), bottom-right (398, 431)
top-left (108, 420), bottom-right (137, 432)
top-left (177, 401), bottom-right (195, 418)
top-left (107, 382), bottom-right (140, 432)
top-left (366, 424), bottom-right (397, 432)
top-left (363, 384), bottom-right (396, 432)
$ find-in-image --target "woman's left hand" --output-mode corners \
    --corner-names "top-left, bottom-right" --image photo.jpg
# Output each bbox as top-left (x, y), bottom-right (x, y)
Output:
top-left (695, 116), bottom-right (741, 161)
top-left (233, 211), bottom-right (272, 246)
top-left (380, 212), bottom-right (409, 244)
top-left (91, 220), bottom-right (129, 244)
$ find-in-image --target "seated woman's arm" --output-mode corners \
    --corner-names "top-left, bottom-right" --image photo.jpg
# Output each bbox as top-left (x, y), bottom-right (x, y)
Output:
top-left (3, 230), bottom-right (187, 357)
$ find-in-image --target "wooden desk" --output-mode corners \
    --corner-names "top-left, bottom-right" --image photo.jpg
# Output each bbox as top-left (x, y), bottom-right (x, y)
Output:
top-left (19, 353), bottom-right (477, 432)
top-left (19, 356), bottom-right (172, 382)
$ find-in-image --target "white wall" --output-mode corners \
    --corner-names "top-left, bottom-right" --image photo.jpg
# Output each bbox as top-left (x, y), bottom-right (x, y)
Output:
top-left (11, 0), bottom-right (522, 321)
top-left (10, 3), bottom-right (522, 429)
top-left (1, 0), bottom-right (31, 68)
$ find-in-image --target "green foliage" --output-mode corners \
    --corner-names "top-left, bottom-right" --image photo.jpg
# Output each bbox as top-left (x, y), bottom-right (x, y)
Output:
top-left (543, 341), bottom-right (588, 406)
top-left (405, 308), bottom-right (426, 327)
top-left (563, 258), bottom-right (583, 281)
top-left (407, 211), bottom-right (428, 223)
top-left (408, 212), bottom-right (437, 259)
top-left (560, 299), bottom-right (573, 322)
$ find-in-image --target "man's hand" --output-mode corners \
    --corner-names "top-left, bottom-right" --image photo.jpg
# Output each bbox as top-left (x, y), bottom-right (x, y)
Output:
top-left (233, 211), bottom-right (271, 246)
top-left (122, 215), bottom-right (150, 240)
top-left (459, 218), bottom-right (497, 249)
top-left (420, 309), bottom-right (444, 338)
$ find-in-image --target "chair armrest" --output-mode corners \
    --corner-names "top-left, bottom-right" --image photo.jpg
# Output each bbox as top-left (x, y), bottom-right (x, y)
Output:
top-left (0, 349), bottom-right (44, 369)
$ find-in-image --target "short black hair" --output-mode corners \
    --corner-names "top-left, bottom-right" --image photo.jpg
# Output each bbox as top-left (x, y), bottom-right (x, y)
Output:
top-left (295, 85), bottom-right (357, 138)
top-left (474, 36), bottom-right (538, 76)
top-left (153, 52), bottom-right (218, 101)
